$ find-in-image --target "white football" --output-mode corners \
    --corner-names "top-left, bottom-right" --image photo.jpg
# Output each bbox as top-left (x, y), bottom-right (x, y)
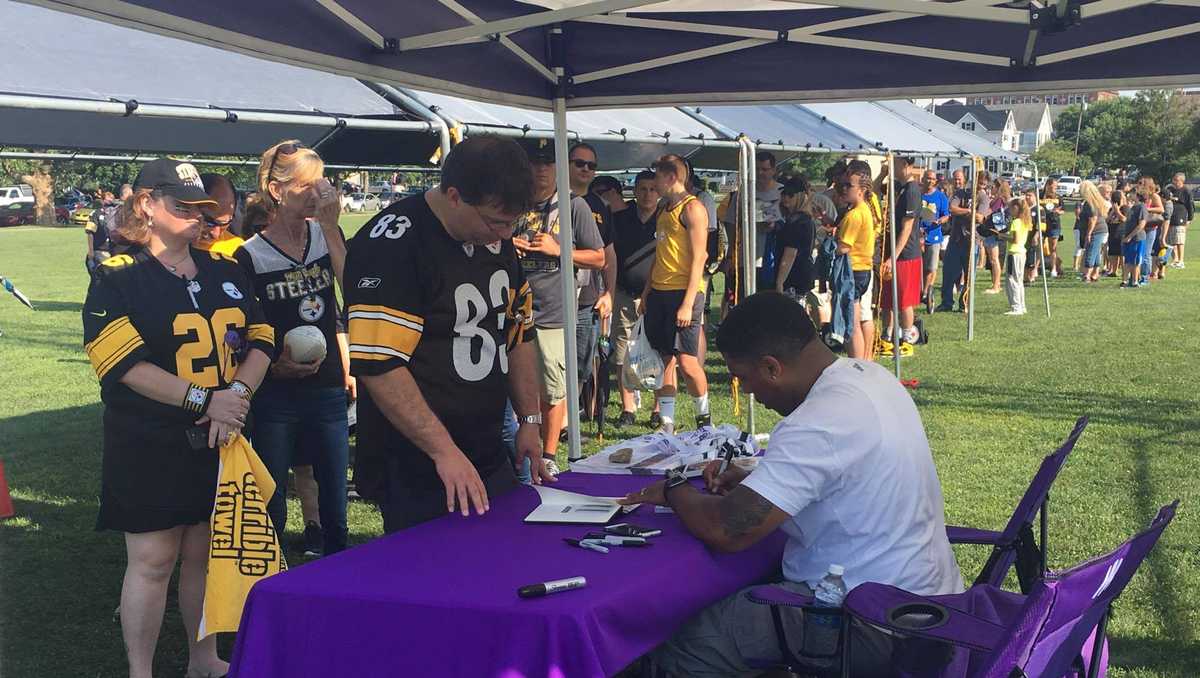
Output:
top-left (284, 325), bottom-right (327, 363)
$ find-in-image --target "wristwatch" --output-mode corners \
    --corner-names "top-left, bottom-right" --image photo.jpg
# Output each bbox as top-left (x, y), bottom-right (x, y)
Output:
top-left (228, 380), bottom-right (253, 400)
top-left (518, 414), bottom-right (543, 426)
top-left (663, 467), bottom-right (689, 502)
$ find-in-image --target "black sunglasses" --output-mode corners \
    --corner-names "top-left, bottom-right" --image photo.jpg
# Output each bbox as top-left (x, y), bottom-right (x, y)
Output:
top-left (205, 215), bottom-right (234, 228)
top-left (571, 159), bottom-right (598, 171)
top-left (266, 143), bottom-right (305, 182)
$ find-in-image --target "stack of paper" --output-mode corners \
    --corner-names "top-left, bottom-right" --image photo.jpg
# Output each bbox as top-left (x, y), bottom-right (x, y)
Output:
top-left (570, 425), bottom-right (758, 476)
top-left (523, 486), bottom-right (639, 525)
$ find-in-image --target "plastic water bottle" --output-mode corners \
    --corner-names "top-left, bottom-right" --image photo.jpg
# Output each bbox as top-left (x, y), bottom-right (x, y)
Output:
top-left (807, 564), bottom-right (847, 659)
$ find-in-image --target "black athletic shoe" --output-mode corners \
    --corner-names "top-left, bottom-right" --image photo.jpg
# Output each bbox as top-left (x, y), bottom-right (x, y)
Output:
top-left (302, 521), bottom-right (323, 558)
top-left (649, 412), bottom-right (663, 429)
top-left (696, 413), bottom-right (713, 429)
top-left (616, 411), bottom-right (636, 428)
top-left (933, 304), bottom-right (953, 313)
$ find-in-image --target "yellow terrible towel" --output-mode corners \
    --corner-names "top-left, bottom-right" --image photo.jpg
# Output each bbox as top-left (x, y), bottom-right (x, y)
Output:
top-left (198, 434), bottom-right (287, 640)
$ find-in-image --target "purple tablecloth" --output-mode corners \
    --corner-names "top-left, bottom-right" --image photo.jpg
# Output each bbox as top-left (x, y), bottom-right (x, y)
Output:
top-left (228, 473), bottom-right (785, 678)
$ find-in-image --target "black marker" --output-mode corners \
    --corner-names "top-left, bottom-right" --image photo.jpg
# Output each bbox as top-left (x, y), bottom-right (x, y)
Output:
top-left (518, 576), bottom-right (587, 599)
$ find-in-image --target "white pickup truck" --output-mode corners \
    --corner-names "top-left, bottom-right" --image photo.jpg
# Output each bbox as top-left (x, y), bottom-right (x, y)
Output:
top-left (0, 184), bottom-right (34, 209)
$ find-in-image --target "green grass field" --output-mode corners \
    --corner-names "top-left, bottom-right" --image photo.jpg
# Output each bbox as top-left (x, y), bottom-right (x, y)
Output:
top-left (1, 214), bottom-right (1197, 676)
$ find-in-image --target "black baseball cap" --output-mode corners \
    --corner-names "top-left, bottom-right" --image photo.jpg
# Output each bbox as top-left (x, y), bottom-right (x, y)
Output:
top-left (518, 137), bottom-right (556, 164)
top-left (133, 158), bottom-right (217, 206)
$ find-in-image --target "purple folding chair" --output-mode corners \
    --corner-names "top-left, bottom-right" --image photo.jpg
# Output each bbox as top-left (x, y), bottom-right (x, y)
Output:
top-left (948, 416), bottom-right (1089, 592)
top-left (747, 501), bottom-right (1177, 678)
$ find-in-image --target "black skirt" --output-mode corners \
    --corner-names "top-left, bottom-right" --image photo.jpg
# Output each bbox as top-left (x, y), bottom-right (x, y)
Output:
top-left (95, 408), bottom-right (218, 534)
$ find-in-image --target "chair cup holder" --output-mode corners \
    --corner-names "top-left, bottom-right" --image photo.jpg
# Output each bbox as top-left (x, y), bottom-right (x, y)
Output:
top-left (887, 602), bottom-right (950, 631)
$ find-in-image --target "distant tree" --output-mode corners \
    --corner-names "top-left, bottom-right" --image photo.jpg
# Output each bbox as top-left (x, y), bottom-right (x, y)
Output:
top-left (1055, 90), bottom-right (1200, 182)
top-left (1031, 139), bottom-right (1090, 176)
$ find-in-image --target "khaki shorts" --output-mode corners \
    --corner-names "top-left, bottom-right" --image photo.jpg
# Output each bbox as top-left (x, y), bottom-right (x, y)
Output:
top-left (1167, 224), bottom-right (1187, 245)
top-left (609, 288), bottom-right (640, 367)
top-left (534, 327), bottom-right (567, 405)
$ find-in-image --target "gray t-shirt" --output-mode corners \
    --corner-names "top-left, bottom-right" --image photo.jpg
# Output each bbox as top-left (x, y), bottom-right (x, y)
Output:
top-left (1124, 202), bottom-right (1148, 241)
top-left (516, 193), bottom-right (603, 329)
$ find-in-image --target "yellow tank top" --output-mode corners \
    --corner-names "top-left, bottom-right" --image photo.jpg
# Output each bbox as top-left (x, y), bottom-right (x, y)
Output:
top-left (650, 194), bottom-right (705, 292)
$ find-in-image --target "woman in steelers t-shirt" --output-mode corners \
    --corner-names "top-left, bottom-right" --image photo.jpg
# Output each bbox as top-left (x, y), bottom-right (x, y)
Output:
top-left (82, 159), bottom-right (274, 677)
top-left (234, 141), bottom-right (351, 557)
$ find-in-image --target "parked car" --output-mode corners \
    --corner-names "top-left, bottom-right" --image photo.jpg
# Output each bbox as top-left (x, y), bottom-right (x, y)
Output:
top-left (70, 201), bottom-right (99, 225)
top-left (0, 184), bottom-right (34, 210)
top-left (342, 192), bottom-right (381, 213)
top-left (54, 206), bottom-right (70, 224)
top-left (1054, 176), bottom-right (1082, 197)
top-left (377, 190), bottom-right (402, 209)
top-left (0, 201), bottom-right (35, 227)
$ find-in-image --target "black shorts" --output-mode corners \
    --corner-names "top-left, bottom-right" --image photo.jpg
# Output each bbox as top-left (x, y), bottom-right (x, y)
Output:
top-left (1107, 230), bottom-right (1123, 256)
top-left (852, 270), bottom-right (872, 300)
top-left (644, 288), bottom-right (705, 357)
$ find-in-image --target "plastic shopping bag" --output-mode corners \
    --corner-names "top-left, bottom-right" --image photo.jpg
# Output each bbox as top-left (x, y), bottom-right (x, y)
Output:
top-left (622, 318), bottom-right (664, 391)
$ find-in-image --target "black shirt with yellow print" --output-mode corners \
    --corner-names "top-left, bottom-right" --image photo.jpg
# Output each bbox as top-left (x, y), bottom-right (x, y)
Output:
top-left (83, 247), bottom-right (274, 436)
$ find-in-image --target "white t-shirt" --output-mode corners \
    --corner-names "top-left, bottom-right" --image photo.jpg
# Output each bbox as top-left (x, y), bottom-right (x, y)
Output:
top-left (741, 358), bottom-right (964, 596)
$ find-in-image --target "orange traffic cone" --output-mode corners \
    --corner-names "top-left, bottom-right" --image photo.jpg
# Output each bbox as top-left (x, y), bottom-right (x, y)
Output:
top-left (0, 459), bottom-right (13, 519)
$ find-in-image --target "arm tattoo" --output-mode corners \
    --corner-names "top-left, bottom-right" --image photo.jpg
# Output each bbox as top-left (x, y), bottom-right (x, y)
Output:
top-left (719, 486), bottom-right (776, 540)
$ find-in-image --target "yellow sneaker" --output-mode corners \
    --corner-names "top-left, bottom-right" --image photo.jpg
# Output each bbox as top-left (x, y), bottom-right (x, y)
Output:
top-left (898, 341), bottom-right (915, 357)
top-left (877, 338), bottom-right (895, 357)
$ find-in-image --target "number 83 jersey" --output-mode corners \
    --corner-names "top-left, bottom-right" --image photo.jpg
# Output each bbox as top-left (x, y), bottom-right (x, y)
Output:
top-left (345, 195), bottom-right (535, 491)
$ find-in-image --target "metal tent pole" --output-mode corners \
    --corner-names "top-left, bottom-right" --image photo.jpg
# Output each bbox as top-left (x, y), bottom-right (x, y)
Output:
top-left (553, 95), bottom-right (582, 462)
top-left (744, 137), bottom-right (757, 437)
top-left (966, 157), bottom-right (979, 339)
top-left (1033, 162), bottom-right (1051, 318)
top-left (886, 152), bottom-right (901, 379)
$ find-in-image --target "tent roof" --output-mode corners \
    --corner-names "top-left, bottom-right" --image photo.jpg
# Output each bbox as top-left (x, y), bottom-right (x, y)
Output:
top-left (800, 101), bottom-right (964, 156)
top-left (872, 100), bottom-right (1023, 161)
top-left (405, 88), bottom-right (737, 169)
top-left (24, 0), bottom-right (1200, 111)
top-left (0, 0), bottom-right (440, 164)
top-left (684, 104), bottom-right (878, 152)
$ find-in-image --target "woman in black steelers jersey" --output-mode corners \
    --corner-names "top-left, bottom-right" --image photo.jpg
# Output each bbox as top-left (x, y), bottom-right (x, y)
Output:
top-left (235, 140), bottom-right (351, 556)
top-left (82, 159), bottom-right (274, 678)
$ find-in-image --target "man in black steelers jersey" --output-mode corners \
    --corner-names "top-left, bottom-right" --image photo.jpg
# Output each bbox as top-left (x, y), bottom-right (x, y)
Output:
top-left (345, 136), bottom-right (552, 533)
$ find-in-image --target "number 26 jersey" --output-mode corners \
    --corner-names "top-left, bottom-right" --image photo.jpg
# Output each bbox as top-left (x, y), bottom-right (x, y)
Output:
top-left (345, 194), bottom-right (535, 494)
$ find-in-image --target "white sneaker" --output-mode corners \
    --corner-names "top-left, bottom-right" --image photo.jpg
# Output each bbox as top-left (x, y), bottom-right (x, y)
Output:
top-left (542, 459), bottom-right (562, 476)
top-left (1004, 309), bottom-right (1027, 316)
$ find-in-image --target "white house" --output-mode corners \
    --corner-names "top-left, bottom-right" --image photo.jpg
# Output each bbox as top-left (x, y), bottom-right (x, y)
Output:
top-left (990, 103), bottom-right (1054, 153)
top-left (932, 103), bottom-right (1020, 154)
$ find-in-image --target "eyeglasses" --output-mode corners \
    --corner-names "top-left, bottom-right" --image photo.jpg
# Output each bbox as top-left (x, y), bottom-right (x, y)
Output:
top-left (266, 142), bottom-right (305, 183)
top-left (165, 198), bottom-right (202, 217)
top-left (205, 215), bottom-right (234, 228)
top-left (836, 181), bottom-right (855, 191)
top-left (571, 159), bottom-right (598, 171)
top-left (470, 203), bottom-right (519, 231)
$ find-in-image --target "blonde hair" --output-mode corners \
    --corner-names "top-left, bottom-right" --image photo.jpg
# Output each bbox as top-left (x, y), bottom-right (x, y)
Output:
top-left (1008, 197), bottom-right (1030, 224)
top-left (1080, 180), bottom-right (1109, 220)
top-left (114, 188), bottom-right (155, 246)
top-left (255, 139), bottom-right (325, 217)
top-left (1139, 176), bottom-right (1159, 194)
top-left (993, 178), bottom-right (1012, 203)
